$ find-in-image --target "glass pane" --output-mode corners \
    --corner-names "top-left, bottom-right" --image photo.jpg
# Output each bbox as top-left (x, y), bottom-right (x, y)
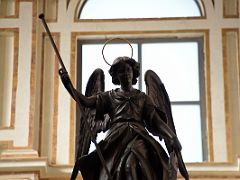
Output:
top-left (80, 0), bottom-right (202, 19)
top-left (82, 44), bottom-right (138, 92)
top-left (80, 41), bottom-right (204, 162)
top-left (141, 42), bottom-right (200, 101)
top-left (172, 105), bottom-right (203, 162)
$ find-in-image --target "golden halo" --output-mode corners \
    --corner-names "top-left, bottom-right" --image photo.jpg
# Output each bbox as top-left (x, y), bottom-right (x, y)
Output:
top-left (102, 38), bottom-right (133, 66)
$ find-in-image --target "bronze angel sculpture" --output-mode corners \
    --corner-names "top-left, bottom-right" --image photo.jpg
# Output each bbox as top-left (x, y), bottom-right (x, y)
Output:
top-left (59, 56), bottom-right (189, 180)
top-left (38, 14), bottom-right (187, 180)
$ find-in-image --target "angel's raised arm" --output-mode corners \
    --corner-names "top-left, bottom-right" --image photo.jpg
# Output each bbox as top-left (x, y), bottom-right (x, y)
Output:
top-left (58, 68), bottom-right (97, 107)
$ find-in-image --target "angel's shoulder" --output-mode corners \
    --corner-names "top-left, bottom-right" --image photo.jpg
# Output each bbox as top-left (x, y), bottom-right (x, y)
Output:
top-left (142, 93), bottom-right (155, 105)
top-left (133, 90), bottom-right (153, 104)
top-left (97, 90), bottom-right (111, 98)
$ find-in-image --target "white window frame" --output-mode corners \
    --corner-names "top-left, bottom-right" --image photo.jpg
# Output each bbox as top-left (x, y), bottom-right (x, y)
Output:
top-left (76, 37), bottom-right (207, 162)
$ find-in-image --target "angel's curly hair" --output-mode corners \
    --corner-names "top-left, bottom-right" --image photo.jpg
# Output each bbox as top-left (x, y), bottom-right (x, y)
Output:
top-left (109, 56), bottom-right (140, 85)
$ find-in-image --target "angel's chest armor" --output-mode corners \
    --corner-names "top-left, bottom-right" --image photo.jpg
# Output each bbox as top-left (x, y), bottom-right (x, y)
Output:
top-left (108, 90), bottom-right (146, 123)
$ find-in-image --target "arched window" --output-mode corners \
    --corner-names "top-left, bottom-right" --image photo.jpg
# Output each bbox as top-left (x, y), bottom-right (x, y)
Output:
top-left (79, 0), bottom-right (203, 19)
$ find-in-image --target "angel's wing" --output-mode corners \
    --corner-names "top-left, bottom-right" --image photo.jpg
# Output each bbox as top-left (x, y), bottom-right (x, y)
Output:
top-left (144, 70), bottom-right (189, 180)
top-left (76, 68), bottom-right (105, 159)
top-left (145, 70), bottom-right (176, 139)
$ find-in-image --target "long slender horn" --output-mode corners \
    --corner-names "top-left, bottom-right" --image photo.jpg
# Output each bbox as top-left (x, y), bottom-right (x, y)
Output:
top-left (39, 13), bottom-right (113, 180)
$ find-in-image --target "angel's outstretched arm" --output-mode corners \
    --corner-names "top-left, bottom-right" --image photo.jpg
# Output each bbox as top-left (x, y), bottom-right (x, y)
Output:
top-left (152, 112), bottom-right (182, 151)
top-left (58, 68), bottom-right (96, 107)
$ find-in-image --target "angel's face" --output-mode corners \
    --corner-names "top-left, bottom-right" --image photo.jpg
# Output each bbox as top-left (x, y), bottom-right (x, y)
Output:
top-left (116, 62), bottom-right (133, 86)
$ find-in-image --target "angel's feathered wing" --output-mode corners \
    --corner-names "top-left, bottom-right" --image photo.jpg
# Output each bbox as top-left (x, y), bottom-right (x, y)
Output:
top-left (75, 68), bottom-right (105, 159)
top-left (145, 70), bottom-right (189, 180)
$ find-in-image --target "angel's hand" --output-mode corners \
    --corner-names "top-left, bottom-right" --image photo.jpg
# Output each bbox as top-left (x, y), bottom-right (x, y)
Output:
top-left (171, 136), bottom-right (182, 151)
top-left (59, 68), bottom-right (71, 85)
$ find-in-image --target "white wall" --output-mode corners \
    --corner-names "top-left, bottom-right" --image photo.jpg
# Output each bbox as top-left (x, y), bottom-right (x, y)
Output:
top-left (0, 0), bottom-right (239, 179)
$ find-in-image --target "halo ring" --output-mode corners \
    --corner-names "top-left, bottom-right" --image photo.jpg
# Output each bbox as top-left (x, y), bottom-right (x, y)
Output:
top-left (102, 38), bottom-right (133, 66)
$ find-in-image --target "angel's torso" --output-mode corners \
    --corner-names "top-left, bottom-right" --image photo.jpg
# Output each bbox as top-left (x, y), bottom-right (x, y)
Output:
top-left (98, 88), bottom-right (155, 126)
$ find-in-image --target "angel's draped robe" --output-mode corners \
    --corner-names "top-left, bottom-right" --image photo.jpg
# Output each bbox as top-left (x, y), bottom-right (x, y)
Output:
top-left (78, 88), bottom-right (170, 180)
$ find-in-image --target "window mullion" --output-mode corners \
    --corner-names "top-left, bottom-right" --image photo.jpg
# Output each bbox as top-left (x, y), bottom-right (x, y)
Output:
top-left (138, 42), bottom-right (142, 90)
top-left (171, 101), bottom-right (201, 105)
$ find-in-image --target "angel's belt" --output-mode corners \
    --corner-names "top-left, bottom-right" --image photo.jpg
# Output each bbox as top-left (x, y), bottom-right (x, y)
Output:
top-left (110, 118), bottom-right (146, 130)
